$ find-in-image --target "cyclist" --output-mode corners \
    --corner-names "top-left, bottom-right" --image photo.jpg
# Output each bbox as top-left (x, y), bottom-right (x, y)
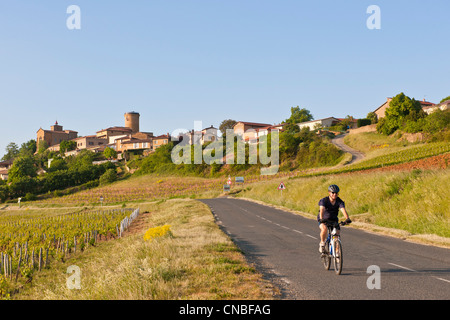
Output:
top-left (317, 184), bottom-right (351, 253)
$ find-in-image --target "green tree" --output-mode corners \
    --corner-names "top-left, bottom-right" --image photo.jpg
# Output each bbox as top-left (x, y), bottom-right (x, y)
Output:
top-left (1, 142), bottom-right (19, 161)
top-left (104, 147), bottom-right (117, 159)
top-left (440, 96), bottom-right (450, 103)
top-left (60, 140), bottom-right (77, 154)
top-left (219, 119), bottom-right (237, 137)
top-left (99, 169), bottom-right (117, 185)
top-left (366, 112), bottom-right (378, 124)
top-left (37, 140), bottom-right (49, 154)
top-left (285, 106), bottom-right (313, 124)
top-left (136, 143), bottom-right (175, 175)
top-left (8, 156), bottom-right (37, 183)
top-left (9, 176), bottom-right (38, 198)
top-left (48, 157), bottom-right (68, 172)
top-left (19, 140), bottom-right (37, 156)
top-left (279, 131), bottom-right (301, 159)
top-left (377, 92), bottom-right (425, 135)
top-left (0, 185), bottom-right (9, 203)
top-left (282, 107), bottom-right (314, 134)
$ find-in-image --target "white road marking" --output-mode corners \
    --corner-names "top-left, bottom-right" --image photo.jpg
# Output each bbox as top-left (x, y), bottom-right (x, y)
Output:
top-left (388, 263), bottom-right (416, 272)
top-left (388, 263), bottom-right (450, 285)
top-left (433, 277), bottom-right (450, 284)
top-left (253, 213), bottom-right (317, 239)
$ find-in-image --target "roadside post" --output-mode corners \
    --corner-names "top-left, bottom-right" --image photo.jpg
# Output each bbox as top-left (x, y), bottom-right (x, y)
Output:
top-left (100, 196), bottom-right (104, 207)
top-left (18, 197), bottom-right (22, 209)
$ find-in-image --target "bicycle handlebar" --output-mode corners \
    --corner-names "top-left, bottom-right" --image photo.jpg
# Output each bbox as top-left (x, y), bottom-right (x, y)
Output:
top-left (320, 219), bottom-right (352, 227)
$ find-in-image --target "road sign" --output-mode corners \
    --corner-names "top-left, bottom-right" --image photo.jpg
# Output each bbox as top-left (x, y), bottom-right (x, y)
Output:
top-left (235, 177), bottom-right (244, 184)
top-left (223, 184), bottom-right (231, 192)
top-left (277, 182), bottom-right (286, 190)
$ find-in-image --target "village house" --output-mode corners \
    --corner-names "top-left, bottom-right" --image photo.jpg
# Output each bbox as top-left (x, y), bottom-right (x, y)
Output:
top-left (99, 113), bottom-right (155, 155)
top-left (256, 124), bottom-right (285, 141)
top-left (182, 125), bottom-right (219, 145)
top-left (201, 125), bottom-right (218, 144)
top-left (0, 159), bottom-right (13, 181)
top-left (0, 170), bottom-right (8, 181)
top-left (423, 99), bottom-right (449, 114)
top-left (36, 111), bottom-right (159, 159)
top-left (336, 118), bottom-right (358, 129)
top-left (233, 121), bottom-right (273, 142)
top-left (74, 135), bottom-right (108, 150)
top-left (36, 121), bottom-right (78, 148)
top-left (152, 134), bottom-right (171, 150)
top-left (374, 97), bottom-right (436, 119)
top-left (96, 126), bottom-right (133, 141)
top-left (297, 117), bottom-right (341, 131)
top-left (118, 138), bottom-right (153, 153)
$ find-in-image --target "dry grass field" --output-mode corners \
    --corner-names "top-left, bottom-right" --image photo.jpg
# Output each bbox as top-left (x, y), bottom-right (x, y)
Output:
top-left (13, 199), bottom-right (278, 300)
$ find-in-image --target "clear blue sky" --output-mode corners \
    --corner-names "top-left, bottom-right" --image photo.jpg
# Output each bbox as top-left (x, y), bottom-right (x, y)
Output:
top-left (1, 0), bottom-right (449, 157)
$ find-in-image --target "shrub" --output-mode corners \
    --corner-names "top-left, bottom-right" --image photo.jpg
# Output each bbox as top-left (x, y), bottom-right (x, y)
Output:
top-left (143, 225), bottom-right (172, 242)
top-left (99, 169), bottom-right (117, 185)
top-left (357, 118), bottom-right (372, 127)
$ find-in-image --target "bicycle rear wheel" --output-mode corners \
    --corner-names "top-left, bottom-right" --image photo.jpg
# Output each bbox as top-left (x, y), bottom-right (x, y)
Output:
top-left (333, 240), bottom-right (343, 275)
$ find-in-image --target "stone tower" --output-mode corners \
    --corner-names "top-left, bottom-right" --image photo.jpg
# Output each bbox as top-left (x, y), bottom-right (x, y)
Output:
top-left (124, 111), bottom-right (140, 133)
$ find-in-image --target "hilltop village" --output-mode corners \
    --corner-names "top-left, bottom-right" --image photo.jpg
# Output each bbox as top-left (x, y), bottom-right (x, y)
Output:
top-left (0, 94), bottom-right (448, 182)
top-left (36, 112), bottom-right (170, 159)
top-left (34, 96), bottom-right (449, 160)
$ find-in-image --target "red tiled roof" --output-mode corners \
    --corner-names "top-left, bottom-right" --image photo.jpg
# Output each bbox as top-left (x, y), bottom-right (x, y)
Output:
top-left (153, 134), bottom-right (170, 139)
top-left (97, 127), bottom-right (132, 133)
top-left (233, 121), bottom-right (272, 128)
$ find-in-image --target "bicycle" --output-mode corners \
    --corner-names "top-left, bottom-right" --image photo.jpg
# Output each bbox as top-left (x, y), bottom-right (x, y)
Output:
top-left (320, 219), bottom-right (351, 275)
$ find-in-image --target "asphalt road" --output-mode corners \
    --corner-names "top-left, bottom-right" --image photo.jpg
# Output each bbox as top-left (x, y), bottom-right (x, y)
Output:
top-left (331, 133), bottom-right (365, 164)
top-left (200, 197), bottom-right (450, 300)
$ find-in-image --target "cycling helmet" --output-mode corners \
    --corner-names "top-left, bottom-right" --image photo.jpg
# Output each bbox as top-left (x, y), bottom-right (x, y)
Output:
top-left (328, 184), bottom-right (340, 193)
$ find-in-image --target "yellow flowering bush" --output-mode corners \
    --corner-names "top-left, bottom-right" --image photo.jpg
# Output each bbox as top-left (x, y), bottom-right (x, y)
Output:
top-left (143, 225), bottom-right (172, 242)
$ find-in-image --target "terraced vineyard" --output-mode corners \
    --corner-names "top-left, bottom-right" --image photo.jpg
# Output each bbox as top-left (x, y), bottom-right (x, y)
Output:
top-left (34, 174), bottom-right (298, 205)
top-left (0, 208), bottom-right (139, 297)
top-left (305, 141), bottom-right (450, 176)
top-left (345, 141), bottom-right (449, 170)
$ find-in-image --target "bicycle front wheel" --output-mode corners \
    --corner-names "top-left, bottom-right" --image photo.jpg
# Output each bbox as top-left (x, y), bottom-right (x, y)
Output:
top-left (322, 243), bottom-right (331, 270)
top-left (333, 240), bottom-right (343, 275)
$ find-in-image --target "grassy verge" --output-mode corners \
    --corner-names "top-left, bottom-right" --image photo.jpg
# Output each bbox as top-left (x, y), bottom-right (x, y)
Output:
top-left (14, 199), bottom-right (277, 300)
top-left (235, 168), bottom-right (450, 241)
top-left (343, 131), bottom-right (407, 155)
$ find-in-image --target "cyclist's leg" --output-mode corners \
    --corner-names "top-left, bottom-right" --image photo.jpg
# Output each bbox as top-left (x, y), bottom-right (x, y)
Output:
top-left (335, 223), bottom-right (341, 235)
top-left (319, 223), bottom-right (327, 252)
top-left (319, 223), bottom-right (327, 242)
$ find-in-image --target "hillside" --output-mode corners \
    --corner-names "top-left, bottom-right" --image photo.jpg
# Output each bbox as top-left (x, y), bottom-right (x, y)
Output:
top-left (27, 131), bottom-right (450, 241)
top-left (2, 130), bottom-right (449, 300)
